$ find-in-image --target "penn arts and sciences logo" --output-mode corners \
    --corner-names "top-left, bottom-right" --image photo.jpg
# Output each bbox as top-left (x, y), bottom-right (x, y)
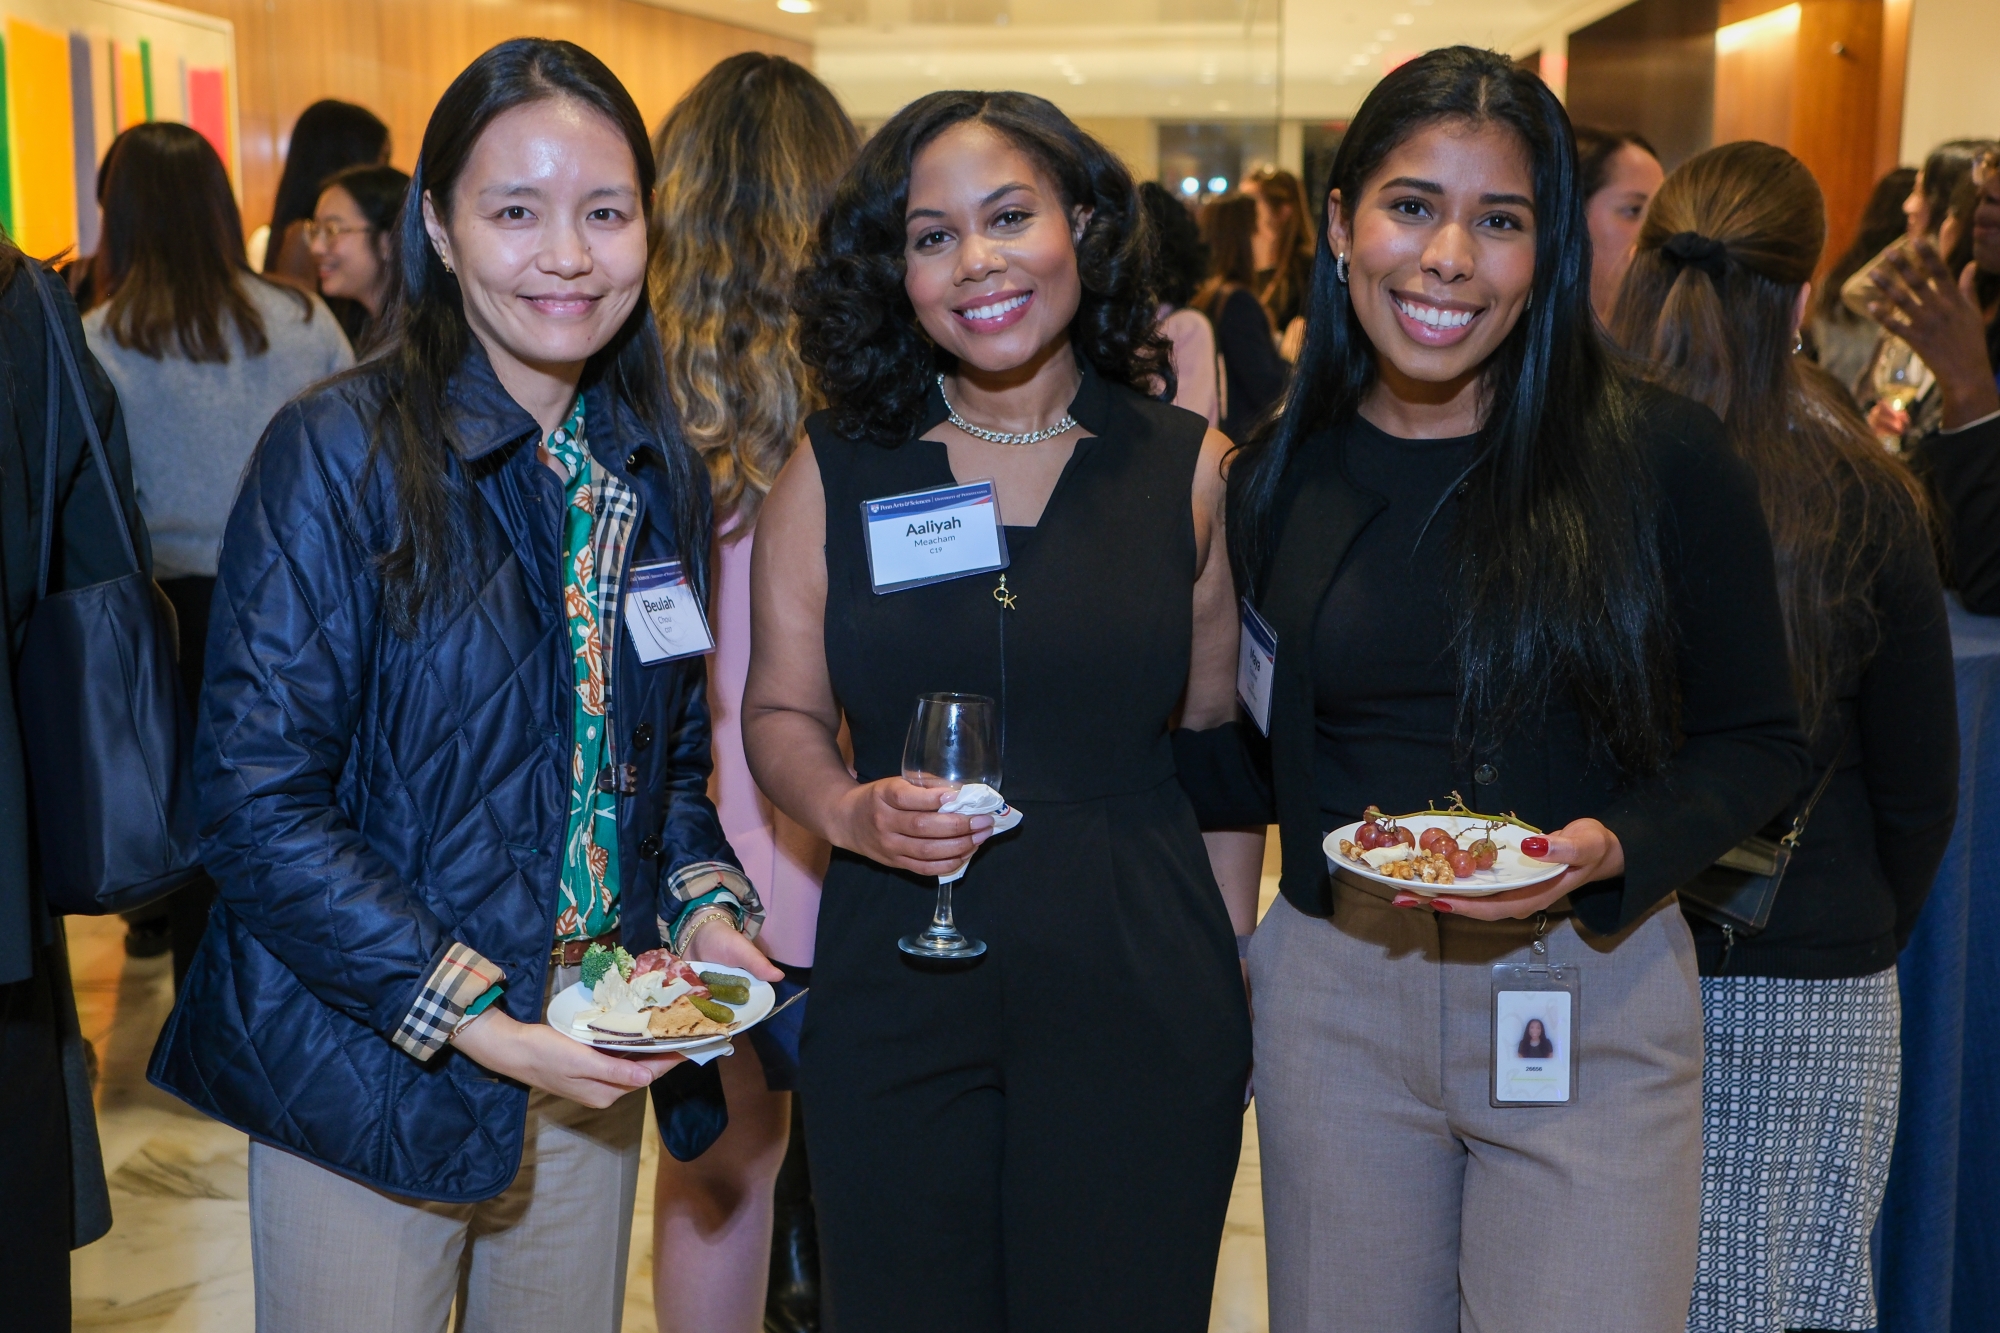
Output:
top-left (906, 516), bottom-right (962, 537)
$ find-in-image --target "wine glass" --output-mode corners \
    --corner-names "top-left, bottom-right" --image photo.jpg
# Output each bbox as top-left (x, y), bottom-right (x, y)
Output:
top-left (897, 692), bottom-right (998, 960)
top-left (1871, 337), bottom-right (1923, 451)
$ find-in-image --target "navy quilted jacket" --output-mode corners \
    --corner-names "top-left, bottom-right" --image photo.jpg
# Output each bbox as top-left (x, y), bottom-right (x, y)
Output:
top-left (149, 344), bottom-right (739, 1202)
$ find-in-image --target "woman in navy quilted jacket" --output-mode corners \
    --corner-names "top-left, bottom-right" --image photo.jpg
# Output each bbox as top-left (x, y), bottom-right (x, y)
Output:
top-left (149, 40), bottom-right (779, 1333)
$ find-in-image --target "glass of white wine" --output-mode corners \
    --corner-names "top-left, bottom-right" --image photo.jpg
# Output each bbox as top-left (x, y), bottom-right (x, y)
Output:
top-left (897, 693), bottom-right (998, 960)
top-left (1871, 337), bottom-right (1921, 452)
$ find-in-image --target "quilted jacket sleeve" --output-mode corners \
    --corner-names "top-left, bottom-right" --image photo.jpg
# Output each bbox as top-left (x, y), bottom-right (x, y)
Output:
top-left (196, 396), bottom-right (501, 1057)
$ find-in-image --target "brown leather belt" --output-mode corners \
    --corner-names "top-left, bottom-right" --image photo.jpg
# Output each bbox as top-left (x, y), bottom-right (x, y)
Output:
top-left (550, 928), bottom-right (620, 968)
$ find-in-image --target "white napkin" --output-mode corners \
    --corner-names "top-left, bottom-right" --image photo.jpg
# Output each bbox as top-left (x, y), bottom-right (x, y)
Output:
top-left (679, 1039), bottom-right (734, 1066)
top-left (938, 782), bottom-right (1022, 883)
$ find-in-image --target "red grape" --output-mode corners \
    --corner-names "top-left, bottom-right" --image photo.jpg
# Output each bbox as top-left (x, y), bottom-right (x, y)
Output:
top-left (1448, 849), bottom-right (1477, 877)
top-left (1389, 826), bottom-right (1416, 849)
top-left (1419, 827), bottom-right (1456, 854)
top-left (1469, 837), bottom-right (1498, 870)
top-left (1355, 822), bottom-right (1385, 850)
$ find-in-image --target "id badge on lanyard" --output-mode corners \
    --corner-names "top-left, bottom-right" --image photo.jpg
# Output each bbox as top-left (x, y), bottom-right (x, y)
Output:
top-left (1236, 599), bottom-right (1277, 735)
top-left (623, 560), bottom-right (715, 663)
top-left (1491, 913), bottom-right (1580, 1107)
top-left (862, 480), bottom-right (1009, 594)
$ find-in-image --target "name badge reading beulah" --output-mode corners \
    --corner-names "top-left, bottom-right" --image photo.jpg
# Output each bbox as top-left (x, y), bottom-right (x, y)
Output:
top-left (861, 479), bottom-right (1010, 594)
top-left (623, 561), bottom-right (715, 664)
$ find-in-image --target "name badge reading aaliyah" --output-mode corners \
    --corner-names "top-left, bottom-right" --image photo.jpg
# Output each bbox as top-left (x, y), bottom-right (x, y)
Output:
top-left (862, 480), bottom-right (1010, 594)
top-left (624, 561), bottom-right (715, 664)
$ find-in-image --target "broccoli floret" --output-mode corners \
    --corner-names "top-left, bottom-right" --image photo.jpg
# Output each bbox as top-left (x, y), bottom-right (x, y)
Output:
top-left (612, 945), bottom-right (635, 981)
top-left (579, 943), bottom-right (614, 989)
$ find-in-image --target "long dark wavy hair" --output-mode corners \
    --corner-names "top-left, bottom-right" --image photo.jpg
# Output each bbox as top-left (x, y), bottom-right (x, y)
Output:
top-left (370, 38), bottom-right (709, 635)
top-left (651, 53), bottom-right (857, 525)
top-left (797, 90), bottom-right (1171, 442)
top-left (1230, 46), bottom-right (1678, 777)
top-left (1614, 142), bottom-right (1931, 738)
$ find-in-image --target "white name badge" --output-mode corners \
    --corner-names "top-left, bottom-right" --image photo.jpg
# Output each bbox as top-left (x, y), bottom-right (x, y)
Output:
top-left (862, 480), bottom-right (1009, 594)
top-left (623, 560), bottom-right (715, 664)
top-left (1237, 599), bottom-right (1278, 735)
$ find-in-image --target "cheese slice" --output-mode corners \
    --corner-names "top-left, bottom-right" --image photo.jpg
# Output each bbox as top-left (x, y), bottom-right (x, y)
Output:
top-left (1361, 843), bottom-right (1415, 869)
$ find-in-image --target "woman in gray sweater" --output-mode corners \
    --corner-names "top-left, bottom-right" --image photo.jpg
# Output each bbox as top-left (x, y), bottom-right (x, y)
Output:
top-left (83, 121), bottom-right (352, 982)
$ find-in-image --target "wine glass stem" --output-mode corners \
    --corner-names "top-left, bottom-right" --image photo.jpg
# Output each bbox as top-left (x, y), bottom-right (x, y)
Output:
top-left (932, 879), bottom-right (960, 935)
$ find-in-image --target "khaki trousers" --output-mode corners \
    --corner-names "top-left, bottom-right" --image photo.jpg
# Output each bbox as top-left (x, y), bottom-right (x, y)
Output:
top-left (1250, 884), bottom-right (1703, 1333)
top-left (249, 969), bottom-right (645, 1333)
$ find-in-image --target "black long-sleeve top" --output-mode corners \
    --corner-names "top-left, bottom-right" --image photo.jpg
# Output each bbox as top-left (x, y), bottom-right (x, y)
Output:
top-left (1911, 413), bottom-right (2000, 614)
top-left (1174, 390), bottom-right (1814, 938)
top-left (1208, 286), bottom-right (1288, 443)
top-left (1689, 512), bottom-right (1957, 976)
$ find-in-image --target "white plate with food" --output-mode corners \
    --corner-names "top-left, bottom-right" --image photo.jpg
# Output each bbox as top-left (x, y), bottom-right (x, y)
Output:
top-left (1323, 806), bottom-right (1564, 898)
top-left (547, 944), bottom-right (775, 1054)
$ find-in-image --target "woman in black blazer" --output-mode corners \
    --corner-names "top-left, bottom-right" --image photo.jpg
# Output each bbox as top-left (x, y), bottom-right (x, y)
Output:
top-left (1173, 49), bottom-right (1810, 1333)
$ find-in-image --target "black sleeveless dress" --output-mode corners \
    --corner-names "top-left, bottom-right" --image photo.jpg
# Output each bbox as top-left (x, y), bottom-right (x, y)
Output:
top-left (798, 363), bottom-right (1253, 1333)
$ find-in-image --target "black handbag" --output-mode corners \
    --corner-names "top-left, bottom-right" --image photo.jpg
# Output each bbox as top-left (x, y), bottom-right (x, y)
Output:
top-left (16, 269), bottom-right (200, 915)
top-left (1679, 734), bottom-right (1845, 936)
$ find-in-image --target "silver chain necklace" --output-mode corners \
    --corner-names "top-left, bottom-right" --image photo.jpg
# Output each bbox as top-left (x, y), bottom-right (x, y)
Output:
top-left (937, 374), bottom-right (1076, 446)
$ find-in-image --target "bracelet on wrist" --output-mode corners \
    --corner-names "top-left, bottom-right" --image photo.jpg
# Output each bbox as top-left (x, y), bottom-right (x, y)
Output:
top-left (673, 904), bottom-right (742, 955)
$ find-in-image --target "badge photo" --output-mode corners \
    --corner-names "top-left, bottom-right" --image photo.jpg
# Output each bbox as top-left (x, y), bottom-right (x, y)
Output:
top-left (1490, 961), bottom-right (1580, 1107)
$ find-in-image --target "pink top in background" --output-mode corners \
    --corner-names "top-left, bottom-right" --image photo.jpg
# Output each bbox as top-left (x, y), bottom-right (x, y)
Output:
top-left (1160, 305), bottom-right (1221, 430)
top-left (708, 513), bottom-right (829, 967)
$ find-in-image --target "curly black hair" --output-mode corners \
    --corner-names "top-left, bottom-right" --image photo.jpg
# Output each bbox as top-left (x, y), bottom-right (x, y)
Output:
top-left (797, 90), bottom-right (1171, 442)
top-left (1139, 180), bottom-right (1209, 309)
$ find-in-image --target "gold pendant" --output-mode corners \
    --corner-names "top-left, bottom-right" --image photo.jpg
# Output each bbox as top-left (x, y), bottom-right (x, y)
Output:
top-left (993, 574), bottom-right (1018, 611)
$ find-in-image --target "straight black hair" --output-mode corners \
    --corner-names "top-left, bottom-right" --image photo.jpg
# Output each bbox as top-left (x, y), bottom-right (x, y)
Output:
top-left (1230, 45), bottom-right (1678, 776)
top-left (797, 90), bottom-right (1169, 442)
top-left (267, 100), bottom-right (389, 269)
top-left (372, 37), bottom-right (709, 635)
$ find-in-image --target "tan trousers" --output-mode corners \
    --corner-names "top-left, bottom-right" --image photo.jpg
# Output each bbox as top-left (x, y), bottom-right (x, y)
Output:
top-left (1250, 883), bottom-right (1704, 1333)
top-left (248, 970), bottom-right (646, 1333)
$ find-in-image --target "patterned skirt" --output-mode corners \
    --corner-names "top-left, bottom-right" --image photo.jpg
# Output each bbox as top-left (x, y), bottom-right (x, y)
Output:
top-left (1688, 968), bottom-right (1901, 1333)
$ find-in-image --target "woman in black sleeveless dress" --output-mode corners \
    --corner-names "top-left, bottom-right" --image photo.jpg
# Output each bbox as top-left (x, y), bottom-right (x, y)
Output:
top-left (745, 93), bottom-right (1254, 1332)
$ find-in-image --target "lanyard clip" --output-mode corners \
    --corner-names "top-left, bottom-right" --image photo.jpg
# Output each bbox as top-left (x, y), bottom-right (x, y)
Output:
top-left (1530, 910), bottom-right (1550, 958)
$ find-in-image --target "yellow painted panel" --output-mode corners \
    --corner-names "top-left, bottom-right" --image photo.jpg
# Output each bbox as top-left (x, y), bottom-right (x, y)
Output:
top-left (6, 16), bottom-right (77, 256)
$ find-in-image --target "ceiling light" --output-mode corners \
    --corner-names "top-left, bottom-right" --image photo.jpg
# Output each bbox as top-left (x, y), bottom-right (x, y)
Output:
top-left (1376, 28), bottom-right (1394, 40)
top-left (1182, 177), bottom-right (1200, 195)
top-left (1393, 11), bottom-right (1413, 22)
top-left (776, 0), bottom-right (813, 11)
top-left (1208, 176), bottom-right (1228, 193)
top-left (1351, 53), bottom-right (1371, 64)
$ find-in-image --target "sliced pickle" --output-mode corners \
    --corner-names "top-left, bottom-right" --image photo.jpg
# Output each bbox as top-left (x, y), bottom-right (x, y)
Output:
top-left (689, 995), bottom-right (735, 1024)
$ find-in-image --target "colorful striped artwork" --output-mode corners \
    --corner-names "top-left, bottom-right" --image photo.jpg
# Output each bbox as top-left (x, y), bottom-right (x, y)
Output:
top-left (0, 0), bottom-right (236, 258)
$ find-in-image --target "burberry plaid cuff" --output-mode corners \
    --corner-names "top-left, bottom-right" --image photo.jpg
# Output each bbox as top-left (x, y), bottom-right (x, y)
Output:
top-left (663, 861), bottom-right (764, 945)
top-left (392, 943), bottom-right (507, 1061)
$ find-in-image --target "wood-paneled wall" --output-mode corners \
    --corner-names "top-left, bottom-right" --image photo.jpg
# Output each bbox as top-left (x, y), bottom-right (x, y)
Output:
top-left (172, 0), bottom-right (810, 233)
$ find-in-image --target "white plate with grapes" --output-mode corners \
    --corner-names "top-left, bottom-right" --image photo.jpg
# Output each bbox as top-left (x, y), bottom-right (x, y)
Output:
top-left (1324, 802), bottom-right (1564, 898)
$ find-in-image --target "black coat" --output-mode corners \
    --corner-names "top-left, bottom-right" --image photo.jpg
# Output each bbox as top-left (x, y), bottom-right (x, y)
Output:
top-left (1910, 413), bottom-right (2000, 615)
top-left (1174, 391), bottom-right (1813, 937)
top-left (0, 260), bottom-right (136, 1262)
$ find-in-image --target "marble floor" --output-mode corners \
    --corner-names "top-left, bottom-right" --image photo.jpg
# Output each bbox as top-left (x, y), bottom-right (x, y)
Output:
top-left (67, 864), bottom-right (1278, 1331)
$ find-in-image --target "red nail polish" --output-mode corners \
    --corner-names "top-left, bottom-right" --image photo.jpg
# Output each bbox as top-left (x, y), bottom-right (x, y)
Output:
top-left (1521, 836), bottom-right (1549, 858)
top-left (1433, 899), bottom-right (1454, 912)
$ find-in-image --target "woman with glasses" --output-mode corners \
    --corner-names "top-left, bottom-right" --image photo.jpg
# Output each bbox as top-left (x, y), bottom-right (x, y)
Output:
top-left (307, 163), bottom-right (410, 352)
